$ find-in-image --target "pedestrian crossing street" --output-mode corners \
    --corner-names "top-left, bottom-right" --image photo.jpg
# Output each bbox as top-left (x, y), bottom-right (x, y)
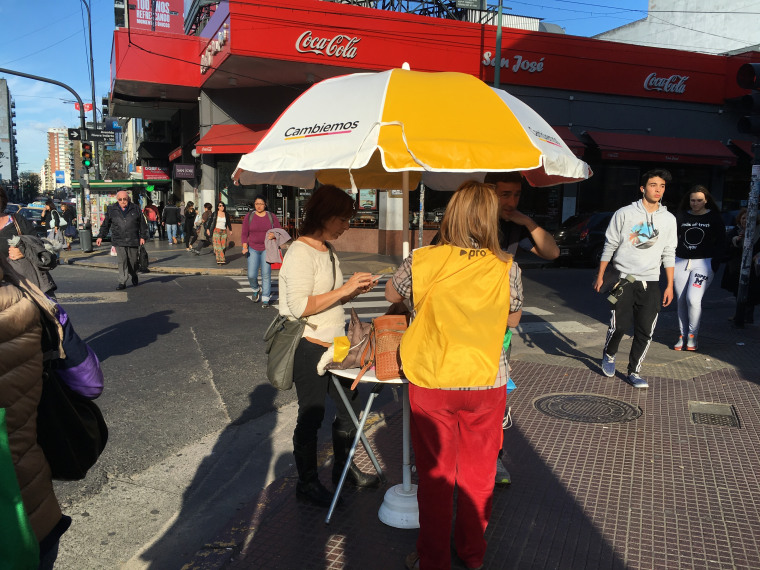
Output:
top-left (230, 275), bottom-right (595, 334)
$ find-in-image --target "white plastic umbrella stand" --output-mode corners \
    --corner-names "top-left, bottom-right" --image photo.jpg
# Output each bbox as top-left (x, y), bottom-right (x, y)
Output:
top-left (378, 382), bottom-right (418, 529)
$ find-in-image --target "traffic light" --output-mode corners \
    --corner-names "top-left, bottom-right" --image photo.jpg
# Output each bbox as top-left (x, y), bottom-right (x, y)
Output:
top-left (81, 142), bottom-right (93, 170)
top-left (101, 96), bottom-right (109, 120)
top-left (737, 63), bottom-right (760, 134)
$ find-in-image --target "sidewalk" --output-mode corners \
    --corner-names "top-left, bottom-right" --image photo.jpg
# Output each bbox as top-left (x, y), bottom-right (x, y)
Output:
top-left (181, 292), bottom-right (760, 569)
top-left (60, 238), bottom-right (402, 277)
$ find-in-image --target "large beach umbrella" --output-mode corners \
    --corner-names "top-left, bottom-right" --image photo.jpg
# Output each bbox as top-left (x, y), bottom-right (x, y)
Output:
top-left (233, 67), bottom-right (592, 253)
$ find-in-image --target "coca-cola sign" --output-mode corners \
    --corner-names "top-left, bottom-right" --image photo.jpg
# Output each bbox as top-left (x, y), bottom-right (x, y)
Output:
top-left (296, 31), bottom-right (360, 59)
top-left (644, 73), bottom-right (688, 94)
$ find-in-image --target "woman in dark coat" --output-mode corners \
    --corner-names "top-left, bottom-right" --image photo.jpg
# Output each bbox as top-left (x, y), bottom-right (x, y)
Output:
top-left (183, 201), bottom-right (197, 250)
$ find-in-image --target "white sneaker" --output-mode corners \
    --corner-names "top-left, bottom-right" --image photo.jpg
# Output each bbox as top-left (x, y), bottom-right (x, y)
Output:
top-left (673, 336), bottom-right (684, 351)
top-left (685, 334), bottom-right (697, 351)
top-left (627, 373), bottom-right (649, 389)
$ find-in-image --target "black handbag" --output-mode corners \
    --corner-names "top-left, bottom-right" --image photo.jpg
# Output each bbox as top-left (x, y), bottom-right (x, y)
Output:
top-left (36, 368), bottom-right (109, 480)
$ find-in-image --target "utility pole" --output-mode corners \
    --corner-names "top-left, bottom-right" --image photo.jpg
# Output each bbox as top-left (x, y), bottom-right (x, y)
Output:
top-left (80, 0), bottom-right (101, 179)
top-left (493, 0), bottom-right (503, 88)
top-left (734, 63), bottom-right (760, 327)
top-left (0, 67), bottom-right (93, 251)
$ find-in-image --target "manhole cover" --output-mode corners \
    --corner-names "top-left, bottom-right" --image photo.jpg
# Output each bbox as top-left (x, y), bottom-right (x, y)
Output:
top-left (688, 401), bottom-right (740, 428)
top-left (534, 393), bottom-right (642, 423)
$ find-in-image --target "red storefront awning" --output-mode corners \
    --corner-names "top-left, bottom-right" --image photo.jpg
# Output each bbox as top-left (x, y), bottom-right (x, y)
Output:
top-left (195, 124), bottom-right (269, 155)
top-left (586, 131), bottom-right (736, 166)
top-left (552, 126), bottom-right (586, 157)
top-left (728, 138), bottom-right (754, 157)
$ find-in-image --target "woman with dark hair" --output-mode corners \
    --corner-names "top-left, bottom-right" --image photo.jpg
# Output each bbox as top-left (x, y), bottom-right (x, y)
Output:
top-left (385, 181), bottom-right (513, 570)
top-left (183, 201), bottom-right (196, 250)
top-left (42, 199), bottom-right (65, 251)
top-left (672, 185), bottom-right (725, 351)
top-left (278, 185), bottom-right (379, 507)
top-left (60, 203), bottom-right (76, 251)
top-left (241, 195), bottom-right (282, 307)
top-left (208, 201), bottom-right (233, 265)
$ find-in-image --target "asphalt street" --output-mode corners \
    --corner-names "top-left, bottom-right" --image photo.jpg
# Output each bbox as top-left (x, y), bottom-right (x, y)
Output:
top-left (47, 261), bottom-right (746, 568)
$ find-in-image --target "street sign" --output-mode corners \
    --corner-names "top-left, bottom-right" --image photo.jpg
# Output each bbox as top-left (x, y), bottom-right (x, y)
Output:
top-left (456, 0), bottom-right (482, 8)
top-left (68, 128), bottom-right (82, 141)
top-left (86, 129), bottom-right (116, 143)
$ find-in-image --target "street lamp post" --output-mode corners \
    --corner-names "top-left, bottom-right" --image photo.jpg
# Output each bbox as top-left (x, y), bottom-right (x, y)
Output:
top-left (0, 67), bottom-right (93, 251)
top-left (80, 0), bottom-right (101, 180)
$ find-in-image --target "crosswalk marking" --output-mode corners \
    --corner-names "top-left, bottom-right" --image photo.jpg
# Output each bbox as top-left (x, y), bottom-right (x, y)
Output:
top-left (517, 321), bottom-right (596, 334)
top-left (231, 276), bottom-right (594, 332)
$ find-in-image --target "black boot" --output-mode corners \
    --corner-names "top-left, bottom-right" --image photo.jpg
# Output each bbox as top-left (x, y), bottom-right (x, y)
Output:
top-left (331, 427), bottom-right (380, 488)
top-left (293, 439), bottom-right (334, 508)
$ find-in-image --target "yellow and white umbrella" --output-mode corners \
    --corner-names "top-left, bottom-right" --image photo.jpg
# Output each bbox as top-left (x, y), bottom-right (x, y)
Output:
top-left (234, 68), bottom-right (591, 192)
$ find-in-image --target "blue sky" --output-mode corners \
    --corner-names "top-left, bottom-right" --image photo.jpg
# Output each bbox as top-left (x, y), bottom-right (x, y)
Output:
top-left (0, 0), bottom-right (648, 175)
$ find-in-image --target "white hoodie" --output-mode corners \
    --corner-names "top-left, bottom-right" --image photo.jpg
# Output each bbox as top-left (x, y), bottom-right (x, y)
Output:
top-left (601, 200), bottom-right (677, 281)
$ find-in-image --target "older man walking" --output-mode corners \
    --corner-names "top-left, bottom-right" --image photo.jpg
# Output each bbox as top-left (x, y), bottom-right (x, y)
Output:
top-left (96, 191), bottom-right (147, 290)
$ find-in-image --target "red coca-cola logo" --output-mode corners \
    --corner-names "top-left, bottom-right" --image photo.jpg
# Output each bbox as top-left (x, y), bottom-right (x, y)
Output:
top-left (296, 31), bottom-right (360, 59)
top-left (644, 73), bottom-right (689, 94)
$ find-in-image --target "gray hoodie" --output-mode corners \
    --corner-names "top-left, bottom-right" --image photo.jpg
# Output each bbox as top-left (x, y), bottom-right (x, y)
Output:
top-left (601, 200), bottom-right (677, 281)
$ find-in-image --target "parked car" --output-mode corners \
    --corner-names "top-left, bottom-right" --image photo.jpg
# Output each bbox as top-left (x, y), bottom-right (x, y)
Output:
top-left (16, 206), bottom-right (49, 237)
top-left (554, 211), bottom-right (614, 266)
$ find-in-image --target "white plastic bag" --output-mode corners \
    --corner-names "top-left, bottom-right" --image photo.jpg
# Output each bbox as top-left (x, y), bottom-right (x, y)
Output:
top-left (110, 246), bottom-right (117, 256)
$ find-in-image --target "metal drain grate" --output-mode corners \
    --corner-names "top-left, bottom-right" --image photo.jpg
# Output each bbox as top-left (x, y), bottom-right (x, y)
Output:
top-left (533, 393), bottom-right (642, 424)
top-left (688, 402), bottom-right (740, 428)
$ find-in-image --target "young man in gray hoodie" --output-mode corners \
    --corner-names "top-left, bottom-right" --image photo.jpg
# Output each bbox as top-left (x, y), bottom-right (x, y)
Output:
top-left (593, 169), bottom-right (677, 388)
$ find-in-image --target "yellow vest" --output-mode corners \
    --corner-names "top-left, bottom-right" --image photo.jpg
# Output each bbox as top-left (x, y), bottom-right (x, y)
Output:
top-left (400, 245), bottom-right (511, 388)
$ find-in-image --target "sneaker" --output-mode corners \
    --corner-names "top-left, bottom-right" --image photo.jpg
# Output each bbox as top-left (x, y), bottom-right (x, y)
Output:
top-left (627, 372), bottom-right (649, 389)
top-left (673, 335), bottom-right (684, 351)
top-left (252, 290), bottom-right (261, 303)
top-left (261, 302), bottom-right (270, 308)
top-left (685, 334), bottom-right (697, 351)
top-left (601, 352), bottom-right (616, 377)
top-left (495, 456), bottom-right (511, 486)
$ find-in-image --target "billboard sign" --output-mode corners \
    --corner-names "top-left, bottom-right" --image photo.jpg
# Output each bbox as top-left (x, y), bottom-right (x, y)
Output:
top-left (173, 163), bottom-right (195, 179)
top-left (55, 170), bottom-right (66, 184)
top-left (142, 166), bottom-right (171, 180)
top-left (128, 0), bottom-right (184, 34)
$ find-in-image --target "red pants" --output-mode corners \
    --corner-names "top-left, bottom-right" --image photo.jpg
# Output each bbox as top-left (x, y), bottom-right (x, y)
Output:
top-left (410, 383), bottom-right (506, 570)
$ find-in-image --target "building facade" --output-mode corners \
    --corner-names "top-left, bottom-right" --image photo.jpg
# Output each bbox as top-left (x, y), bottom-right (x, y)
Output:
top-left (106, 0), bottom-right (760, 255)
top-left (0, 78), bottom-right (19, 198)
top-left (46, 127), bottom-right (75, 193)
top-left (596, 0), bottom-right (760, 55)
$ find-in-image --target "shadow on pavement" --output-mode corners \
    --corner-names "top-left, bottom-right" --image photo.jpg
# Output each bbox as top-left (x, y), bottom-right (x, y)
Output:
top-left (83, 309), bottom-right (179, 361)
top-left (138, 384), bottom-right (280, 568)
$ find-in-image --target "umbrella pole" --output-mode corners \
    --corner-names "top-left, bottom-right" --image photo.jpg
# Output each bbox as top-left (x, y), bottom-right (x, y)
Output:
top-left (403, 172), bottom-right (410, 258)
top-left (418, 183), bottom-right (425, 249)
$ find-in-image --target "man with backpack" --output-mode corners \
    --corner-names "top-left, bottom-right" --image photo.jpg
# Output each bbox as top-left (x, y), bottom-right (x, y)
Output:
top-left (144, 199), bottom-right (160, 239)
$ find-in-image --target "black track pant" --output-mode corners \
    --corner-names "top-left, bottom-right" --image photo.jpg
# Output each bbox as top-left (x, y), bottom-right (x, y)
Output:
top-left (603, 280), bottom-right (661, 375)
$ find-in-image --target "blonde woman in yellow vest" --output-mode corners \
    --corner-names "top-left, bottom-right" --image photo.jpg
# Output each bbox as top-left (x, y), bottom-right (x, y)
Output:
top-left (386, 181), bottom-right (512, 570)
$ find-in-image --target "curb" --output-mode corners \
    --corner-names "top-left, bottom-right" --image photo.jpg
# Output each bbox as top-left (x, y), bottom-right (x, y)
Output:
top-left (64, 258), bottom-right (247, 276)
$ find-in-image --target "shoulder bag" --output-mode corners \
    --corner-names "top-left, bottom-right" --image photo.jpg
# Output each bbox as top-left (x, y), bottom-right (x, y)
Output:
top-left (136, 244), bottom-right (150, 273)
top-left (326, 307), bottom-right (373, 372)
top-left (263, 314), bottom-right (308, 390)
